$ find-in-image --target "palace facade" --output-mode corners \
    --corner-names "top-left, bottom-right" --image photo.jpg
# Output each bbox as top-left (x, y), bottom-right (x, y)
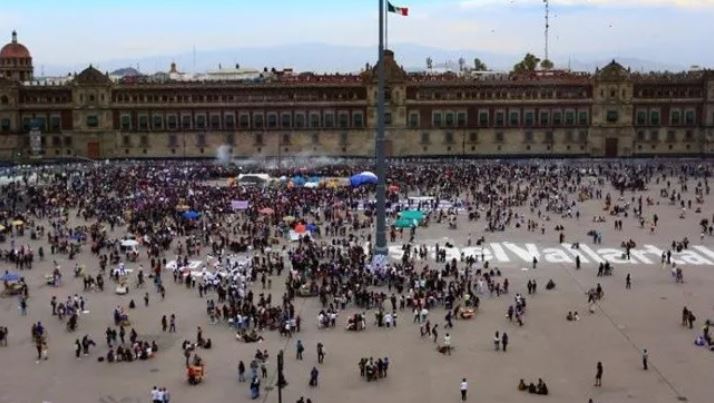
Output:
top-left (1, 31), bottom-right (714, 161)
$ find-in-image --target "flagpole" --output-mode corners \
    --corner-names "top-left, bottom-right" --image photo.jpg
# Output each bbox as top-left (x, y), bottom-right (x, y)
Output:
top-left (374, 0), bottom-right (388, 257)
top-left (385, 1), bottom-right (389, 50)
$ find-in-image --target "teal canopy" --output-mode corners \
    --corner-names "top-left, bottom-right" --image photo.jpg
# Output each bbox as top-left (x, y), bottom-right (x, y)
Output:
top-left (394, 217), bottom-right (418, 229)
top-left (399, 210), bottom-right (425, 222)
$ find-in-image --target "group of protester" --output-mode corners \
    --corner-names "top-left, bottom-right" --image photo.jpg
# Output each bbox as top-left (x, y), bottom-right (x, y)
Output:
top-left (0, 159), bottom-right (712, 402)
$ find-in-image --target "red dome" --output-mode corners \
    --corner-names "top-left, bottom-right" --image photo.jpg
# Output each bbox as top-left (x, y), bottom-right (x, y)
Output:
top-left (0, 31), bottom-right (31, 59)
top-left (0, 43), bottom-right (31, 59)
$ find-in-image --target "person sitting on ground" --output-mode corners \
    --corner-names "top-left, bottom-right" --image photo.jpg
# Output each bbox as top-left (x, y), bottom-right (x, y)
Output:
top-left (536, 378), bottom-right (549, 395)
top-left (528, 382), bottom-right (537, 394)
top-left (546, 279), bottom-right (556, 290)
top-left (518, 379), bottom-right (527, 391)
top-left (567, 311), bottom-right (574, 321)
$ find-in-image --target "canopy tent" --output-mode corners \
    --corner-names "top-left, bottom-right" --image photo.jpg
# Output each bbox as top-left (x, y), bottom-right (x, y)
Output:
top-left (0, 271), bottom-right (21, 282)
top-left (399, 210), bottom-right (426, 222)
top-left (304, 182), bottom-right (319, 189)
top-left (259, 207), bottom-right (275, 215)
top-left (182, 210), bottom-right (201, 220)
top-left (394, 217), bottom-right (418, 229)
top-left (349, 171), bottom-right (378, 187)
top-left (288, 230), bottom-right (311, 242)
top-left (120, 239), bottom-right (139, 248)
top-left (290, 176), bottom-right (307, 187)
top-left (238, 173), bottom-right (270, 185)
top-left (294, 223), bottom-right (307, 234)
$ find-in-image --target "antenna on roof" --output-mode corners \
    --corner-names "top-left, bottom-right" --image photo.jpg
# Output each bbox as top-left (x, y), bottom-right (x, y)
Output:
top-left (544, 0), bottom-right (550, 62)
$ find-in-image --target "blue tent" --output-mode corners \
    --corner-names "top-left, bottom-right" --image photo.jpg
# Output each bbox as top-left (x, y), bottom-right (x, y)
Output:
top-left (0, 271), bottom-right (20, 282)
top-left (182, 210), bottom-right (200, 220)
top-left (350, 171), bottom-right (378, 187)
top-left (291, 176), bottom-right (307, 187)
top-left (307, 223), bottom-right (318, 233)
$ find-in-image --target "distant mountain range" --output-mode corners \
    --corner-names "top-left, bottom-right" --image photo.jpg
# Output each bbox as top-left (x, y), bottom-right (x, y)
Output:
top-left (38, 42), bottom-right (696, 77)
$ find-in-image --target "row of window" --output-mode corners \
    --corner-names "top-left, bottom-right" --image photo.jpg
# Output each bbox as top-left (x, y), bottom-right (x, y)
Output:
top-left (415, 89), bottom-right (589, 101)
top-left (113, 91), bottom-right (361, 104)
top-left (636, 130), bottom-right (698, 142)
top-left (416, 109), bottom-right (589, 129)
top-left (419, 130), bottom-right (589, 144)
top-left (635, 109), bottom-right (696, 126)
top-left (119, 111), bottom-right (365, 131)
top-left (157, 132), bottom-right (350, 147)
top-left (19, 95), bottom-right (72, 104)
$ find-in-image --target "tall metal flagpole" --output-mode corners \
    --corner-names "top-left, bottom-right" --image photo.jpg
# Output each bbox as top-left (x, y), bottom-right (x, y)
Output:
top-left (385, 1), bottom-right (389, 50)
top-left (374, 0), bottom-right (388, 256)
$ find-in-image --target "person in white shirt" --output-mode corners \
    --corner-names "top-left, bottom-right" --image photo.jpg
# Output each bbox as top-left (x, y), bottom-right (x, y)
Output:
top-left (444, 333), bottom-right (452, 355)
top-left (150, 386), bottom-right (160, 403)
top-left (460, 378), bottom-right (468, 401)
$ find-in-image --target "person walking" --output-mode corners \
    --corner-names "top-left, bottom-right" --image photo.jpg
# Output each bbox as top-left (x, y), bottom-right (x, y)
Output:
top-left (501, 332), bottom-right (509, 352)
top-left (594, 362), bottom-right (603, 387)
top-left (460, 378), bottom-right (468, 401)
top-left (493, 331), bottom-right (500, 351)
top-left (296, 340), bottom-right (304, 360)
top-left (317, 342), bottom-right (325, 364)
top-left (642, 349), bottom-right (648, 370)
top-left (626, 273), bottom-right (631, 289)
top-left (151, 386), bottom-right (161, 403)
top-left (238, 360), bottom-right (246, 382)
top-left (20, 297), bottom-right (27, 316)
top-left (309, 366), bottom-right (319, 387)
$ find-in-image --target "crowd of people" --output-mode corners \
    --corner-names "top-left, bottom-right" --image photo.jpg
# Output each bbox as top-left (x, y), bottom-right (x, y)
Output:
top-left (0, 159), bottom-right (713, 402)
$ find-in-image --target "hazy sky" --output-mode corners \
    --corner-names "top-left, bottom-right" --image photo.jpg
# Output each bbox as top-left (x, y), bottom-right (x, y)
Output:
top-left (3, 0), bottom-right (714, 68)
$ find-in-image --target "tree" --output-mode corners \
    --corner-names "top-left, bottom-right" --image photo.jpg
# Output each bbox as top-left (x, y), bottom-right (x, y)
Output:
top-left (512, 53), bottom-right (541, 74)
top-left (473, 58), bottom-right (488, 71)
top-left (458, 57), bottom-right (465, 71)
top-left (540, 59), bottom-right (554, 70)
top-left (426, 57), bottom-right (433, 70)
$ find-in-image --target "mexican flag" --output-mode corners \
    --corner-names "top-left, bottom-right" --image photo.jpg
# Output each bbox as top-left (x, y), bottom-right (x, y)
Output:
top-left (387, 2), bottom-right (409, 16)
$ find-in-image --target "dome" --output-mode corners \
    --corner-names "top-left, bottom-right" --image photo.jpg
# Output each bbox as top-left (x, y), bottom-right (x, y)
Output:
top-left (75, 65), bottom-right (112, 85)
top-left (595, 60), bottom-right (629, 81)
top-left (0, 31), bottom-right (31, 59)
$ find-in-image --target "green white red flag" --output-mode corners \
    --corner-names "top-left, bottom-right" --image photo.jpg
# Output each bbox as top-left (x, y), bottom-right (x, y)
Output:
top-left (387, 2), bottom-right (408, 16)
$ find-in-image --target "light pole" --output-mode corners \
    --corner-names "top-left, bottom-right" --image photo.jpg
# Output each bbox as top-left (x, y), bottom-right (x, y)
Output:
top-left (374, 0), bottom-right (388, 256)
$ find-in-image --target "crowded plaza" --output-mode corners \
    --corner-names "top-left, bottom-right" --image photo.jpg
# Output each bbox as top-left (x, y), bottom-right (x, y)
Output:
top-left (0, 158), bottom-right (713, 403)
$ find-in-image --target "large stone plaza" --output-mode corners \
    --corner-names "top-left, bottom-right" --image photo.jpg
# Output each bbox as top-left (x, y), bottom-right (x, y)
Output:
top-left (0, 161), bottom-right (712, 403)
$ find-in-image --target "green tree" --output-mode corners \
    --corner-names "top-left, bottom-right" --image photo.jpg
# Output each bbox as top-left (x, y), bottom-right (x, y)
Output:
top-left (473, 58), bottom-right (488, 71)
top-left (540, 59), bottom-right (554, 70)
top-left (512, 53), bottom-right (541, 74)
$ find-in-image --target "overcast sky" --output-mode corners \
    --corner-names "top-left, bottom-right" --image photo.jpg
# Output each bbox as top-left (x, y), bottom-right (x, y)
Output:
top-left (3, 0), bottom-right (714, 69)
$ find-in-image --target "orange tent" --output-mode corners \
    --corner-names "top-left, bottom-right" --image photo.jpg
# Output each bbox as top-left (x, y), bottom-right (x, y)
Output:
top-left (294, 223), bottom-right (307, 233)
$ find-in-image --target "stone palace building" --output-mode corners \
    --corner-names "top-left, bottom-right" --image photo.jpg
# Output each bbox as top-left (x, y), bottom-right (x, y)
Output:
top-left (1, 31), bottom-right (714, 161)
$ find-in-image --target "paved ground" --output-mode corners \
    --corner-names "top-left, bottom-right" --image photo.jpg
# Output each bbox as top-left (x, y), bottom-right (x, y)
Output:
top-left (1, 178), bottom-right (713, 403)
